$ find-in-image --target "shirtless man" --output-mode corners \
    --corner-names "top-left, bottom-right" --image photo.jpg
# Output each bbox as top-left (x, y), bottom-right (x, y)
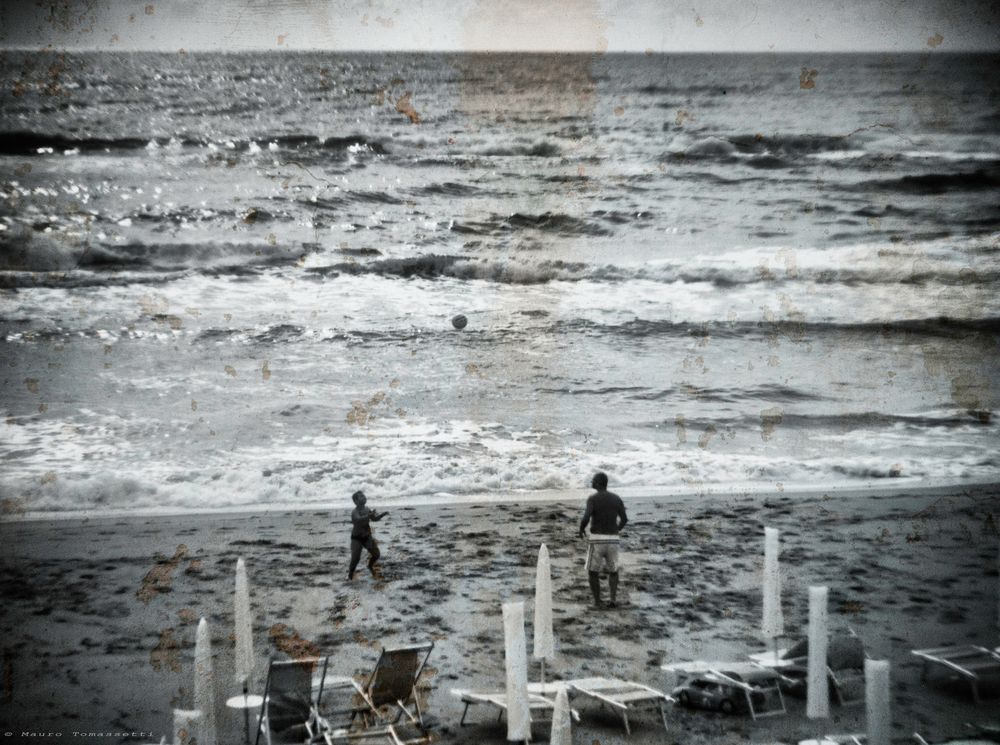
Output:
top-left (348, 490), bottom-right (388, 580)
top-left (578, 472), bottom-right (628, 608)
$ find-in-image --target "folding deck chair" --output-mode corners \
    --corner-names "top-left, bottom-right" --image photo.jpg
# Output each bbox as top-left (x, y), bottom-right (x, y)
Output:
top-left (911, 645), bottom-right (1000, 704)
top-left (828, 665), bottom-right (865, 707)
top-left (315, 673), bottom-right (399, 744)
top-left (823, 633), bottom-right (865, 707)
top-left (565, 677), bottom-right (674, 735)
top-left (349, 642), bottom-right (435, 744)
top-left (751, 632), bottom-right (867, 706)
top-left (256, 656), bottom-right (344, 745)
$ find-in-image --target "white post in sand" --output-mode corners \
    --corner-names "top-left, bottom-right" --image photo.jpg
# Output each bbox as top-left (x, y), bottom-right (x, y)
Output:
top-left (194, 618), bottom-right (218, 745)
top-left (235, 558), bottom-right (254, 688)
top-left (172, 709), bottom-right (201, 745)
top-left (549, 685), bottom-right (572, 745)
top-left (806, 586), bottom-right (830, 721)
top-left (762, 527), bottom-right (784, 664)
top-left (865, 659), bottom-right (891, 745)
top-left (503, 601), bottom-right (532, 744)
top-left (533, 544), bottom-right (555, 684)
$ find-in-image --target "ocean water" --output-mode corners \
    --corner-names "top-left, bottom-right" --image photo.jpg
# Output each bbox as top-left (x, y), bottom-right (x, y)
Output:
top-left (1, 51), bottom-right (999, 514)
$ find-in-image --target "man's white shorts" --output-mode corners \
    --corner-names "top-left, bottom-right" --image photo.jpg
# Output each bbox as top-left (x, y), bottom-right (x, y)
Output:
top-left (586, 536), bottom-right (620, 573)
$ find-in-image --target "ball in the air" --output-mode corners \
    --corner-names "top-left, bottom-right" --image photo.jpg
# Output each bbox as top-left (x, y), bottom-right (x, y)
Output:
top-left (451, 314), bottom-right (468, 330)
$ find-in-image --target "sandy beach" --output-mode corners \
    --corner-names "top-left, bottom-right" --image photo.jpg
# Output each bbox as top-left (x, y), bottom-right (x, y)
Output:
top-left (1, 482), bottom-right (998, 744)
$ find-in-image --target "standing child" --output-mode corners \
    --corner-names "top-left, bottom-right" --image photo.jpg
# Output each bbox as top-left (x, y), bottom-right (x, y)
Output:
top-left (348, 490), bottom-right (388, 580)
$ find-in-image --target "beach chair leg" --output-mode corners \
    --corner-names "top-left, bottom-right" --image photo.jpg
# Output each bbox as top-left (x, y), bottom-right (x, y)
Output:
top-left (460, 702), bottom-right (470, 726)
top-left (307, 710), bottom-right (328, 743)
top-left (659, 702), bottom-right (668, 732)
top-left (622, 711), bottom-right (631, 736)
top-left (413, 692), bottom-right (424, 726)
top-left (262, 712), bottom-right (276, 745)
top-left (832, 676), bottom-right (845, 707)
top-left (395, 698), bottom-right (415, 725)
top-left (971, 679), bottom-right (982, 705)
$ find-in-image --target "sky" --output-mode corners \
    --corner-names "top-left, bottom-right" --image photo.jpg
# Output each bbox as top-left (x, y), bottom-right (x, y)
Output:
top-left (0, 0), bottom-right (998, 52)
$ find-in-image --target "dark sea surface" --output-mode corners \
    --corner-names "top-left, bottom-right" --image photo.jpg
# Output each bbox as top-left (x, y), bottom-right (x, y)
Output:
top-left (1, 51), bottom-right (998, 512)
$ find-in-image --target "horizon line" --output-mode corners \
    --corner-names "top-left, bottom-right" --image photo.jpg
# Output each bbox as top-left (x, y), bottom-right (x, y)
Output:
top-left (3, 45), bottom-right (998, 55)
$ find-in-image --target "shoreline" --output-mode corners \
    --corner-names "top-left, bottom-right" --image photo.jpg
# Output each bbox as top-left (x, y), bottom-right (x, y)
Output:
top-left (4, 476), bottom-right (998, 523)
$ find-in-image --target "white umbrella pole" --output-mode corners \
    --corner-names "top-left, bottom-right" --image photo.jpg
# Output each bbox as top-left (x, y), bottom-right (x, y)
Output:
top-left (549, 686), bottom-right (572, 745)
top-left (533, 544), bottom-right (554, 685)
top-left (762, 527), bottom-right (784, 662)
top-left (503, 601), bottom-right (531, 743)
top-left (807, 585), bottom-right (830, 740)
top-left (242, 680), bottom-right (251, 745)
top-left (194, 618), bottom-right (218, 745)
top-left (235, 557), bottom-right (254, 688)
top-left (865, 659), bottom-right (891, 745)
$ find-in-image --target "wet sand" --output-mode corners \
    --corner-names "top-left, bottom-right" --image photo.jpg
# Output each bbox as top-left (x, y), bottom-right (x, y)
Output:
top-left (1, 483), bottom-right (998, 744)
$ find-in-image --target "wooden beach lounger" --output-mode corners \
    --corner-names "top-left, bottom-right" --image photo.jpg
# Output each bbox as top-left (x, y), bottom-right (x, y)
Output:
top-left (913, 729), bottom-right (1000, 745)
top-left (911, 645), bottom-right (1000, 704)
top-left (747, 648), bottom-right (795, 668)
top-left (452, 686), bottom-right (574, 727)
top-left (702, 668), bottom-right (787, 719)
top-left (565, 677), bottom-right (674, 735)
top-left (662, 661), bottom-right (788, 719)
